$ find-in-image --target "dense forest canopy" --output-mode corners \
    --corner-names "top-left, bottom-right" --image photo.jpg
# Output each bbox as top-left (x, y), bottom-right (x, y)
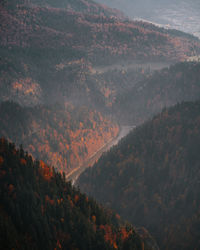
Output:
top-left (114, 62), bottom-right (200, 124)
top-left (1, 0), bottom-right (200, 180)
top-left (78, 100), bottom-right (200, 249)
top-left (1, 0), bottom-right (200, 249)
top-left (0, 138), bottom-right (158, 250)
top-left (0, 101), bottom-right (118, 174)
top-left (1, 0), bottom-right (200, 109)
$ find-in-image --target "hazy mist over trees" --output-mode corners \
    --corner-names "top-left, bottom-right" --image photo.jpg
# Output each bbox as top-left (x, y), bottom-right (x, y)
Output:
top-left (1, 0), bottom-right (200, 249)
top-left (95, 0), bottom-right (200, 38)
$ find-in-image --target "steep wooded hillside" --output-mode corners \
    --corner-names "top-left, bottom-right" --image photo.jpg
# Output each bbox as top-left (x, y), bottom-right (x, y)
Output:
top-left (0, 138), bottom-right (159, 250)
top-left (0, 101), bottom-right (118, 174)
top-left (114, 62), bottom-right (200, 124)
top-left (78, 101), bottom-right (200, 250)
top-left (1, 0), bottom-right (200, 108)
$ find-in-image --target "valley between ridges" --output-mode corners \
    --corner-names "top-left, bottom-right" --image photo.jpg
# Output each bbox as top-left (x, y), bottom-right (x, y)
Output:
top-left (66, 125), bottom-right (135, 185)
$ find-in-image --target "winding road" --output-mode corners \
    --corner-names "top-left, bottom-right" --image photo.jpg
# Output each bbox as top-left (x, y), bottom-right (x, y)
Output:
top-left (66, 125), bottom-right (135, 185)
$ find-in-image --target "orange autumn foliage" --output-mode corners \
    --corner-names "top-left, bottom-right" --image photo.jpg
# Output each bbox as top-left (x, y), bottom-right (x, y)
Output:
top-left (0, 156), bottom-right (4, 166)
top-left (45, 195), bottom-right (54, 206)
top-left (0, 103), bottom-right (119, 177)
top-left (56, 240), bottom-right (62, 249)
top-left (67, 195), bottom-right (74, 207)
top-left (57, 198), bottom-right (63, 205)
top-left (74, 194), bottom-right (79, 203)
top-left (20, 158), bottom-right (27, 165)
top-left (39, 160), bottom-right (53, 181)
top-left (115, 213), bottom-right (120, 220)
top-left (120, 227), bottom-right (132, 241)
top-left (91, 215), bottom-right (96, 223)
top-left (100, 224), bottom-right (117, 249)
top-left (8, 184), bottom-right (15, 195)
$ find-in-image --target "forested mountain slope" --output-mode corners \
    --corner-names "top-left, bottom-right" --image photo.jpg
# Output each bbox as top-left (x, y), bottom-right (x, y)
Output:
top-left (78, 101), bottom-right (200, 250)
top-left (0, 101), bottom-right (118, 174)
top-left (1, 0), bottom-right (200, 108)
top-left (3, 0), bottom-right (123, 17)
top-left (0, 138), bottom-right (159, 250)
top-left (114, 62), bottom-right (200, 124)
top-left (94, 0), bottom-right (200, 39)
top-left (2, 0), bottom-right (199, 177)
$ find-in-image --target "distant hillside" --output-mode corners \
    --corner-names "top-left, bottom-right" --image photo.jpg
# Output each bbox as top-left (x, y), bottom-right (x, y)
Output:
top-left (94, 0), bottom-right (200, 39)
top-left (0, 101), bottom-right (118, 174)
top-left (78, 101), bottom-right (200, 250)
top-left (1, 0), bottom-right (200, 108)
top-left (0, 138), bottom-right (159, 250)
top-left (3, 0), bottom-right (124, 17)
top-left (114, 62), bottom-right (200, 124)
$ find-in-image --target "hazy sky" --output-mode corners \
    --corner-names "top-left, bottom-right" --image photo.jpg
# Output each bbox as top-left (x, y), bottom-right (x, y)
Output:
top-left (95, 0), bottom-right (200, 38)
